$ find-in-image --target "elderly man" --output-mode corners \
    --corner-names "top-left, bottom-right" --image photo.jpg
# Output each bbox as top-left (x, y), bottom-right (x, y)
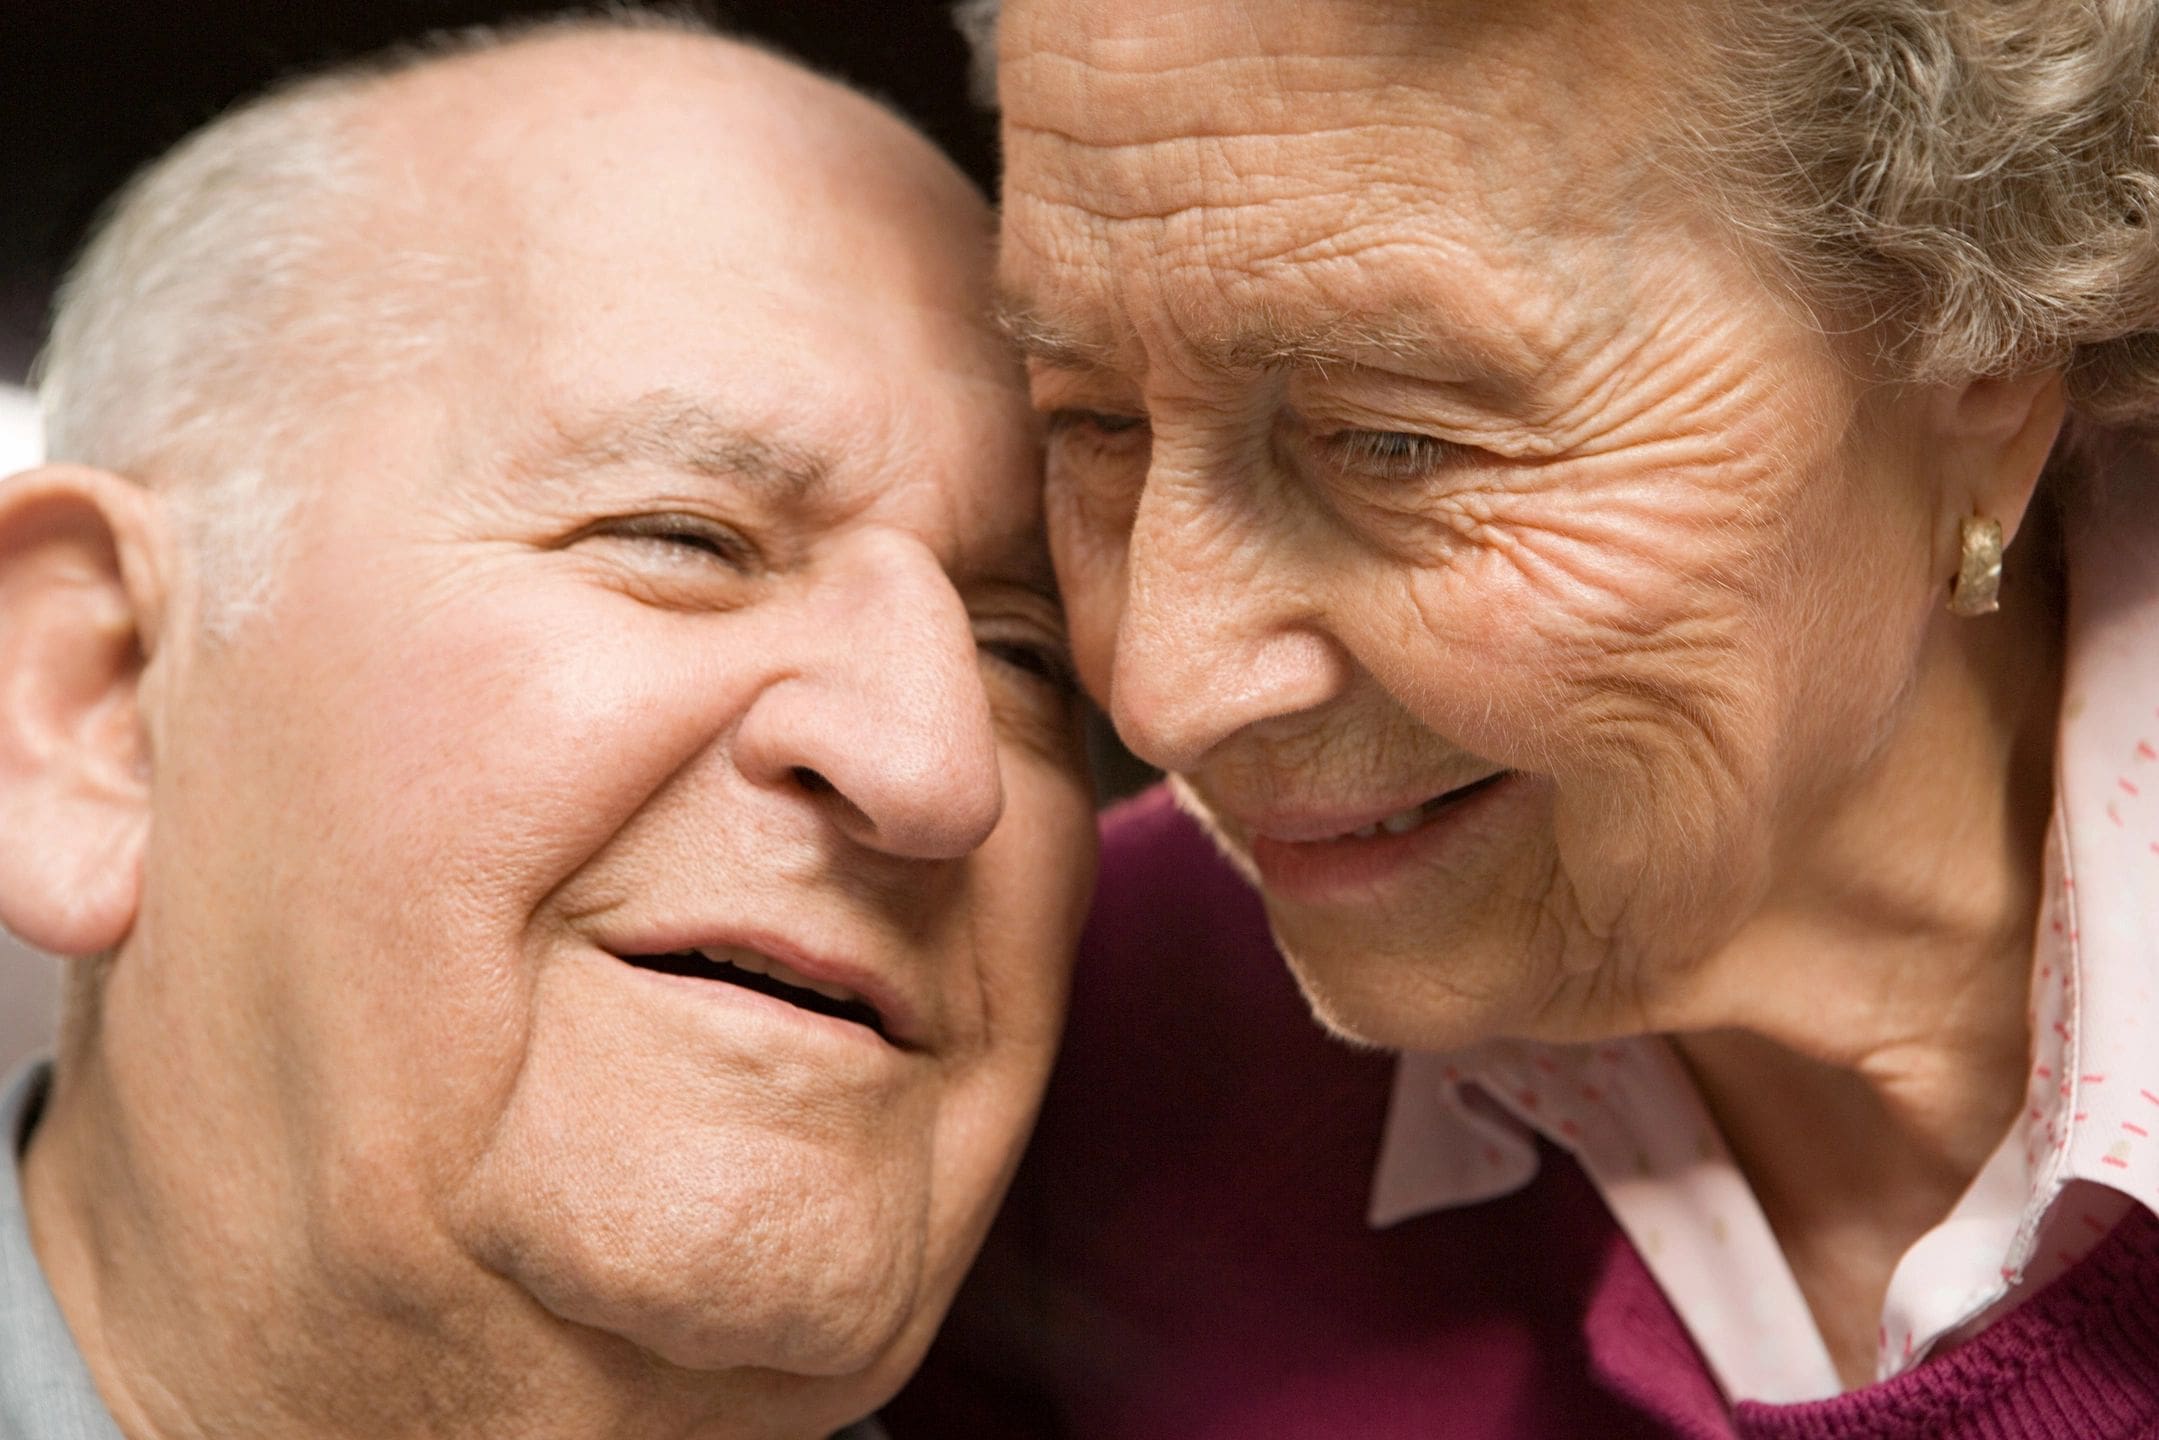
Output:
top-left (0, 15), bottom-right (1094, 1440)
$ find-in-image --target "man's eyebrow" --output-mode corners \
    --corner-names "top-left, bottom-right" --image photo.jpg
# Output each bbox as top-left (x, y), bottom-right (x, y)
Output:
top-left (525, 392), bottom-right (830, 502)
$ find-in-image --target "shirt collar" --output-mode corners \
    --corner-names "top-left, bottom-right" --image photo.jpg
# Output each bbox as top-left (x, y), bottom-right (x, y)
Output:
top-left (0, 1058), bottom-right (124, 1440)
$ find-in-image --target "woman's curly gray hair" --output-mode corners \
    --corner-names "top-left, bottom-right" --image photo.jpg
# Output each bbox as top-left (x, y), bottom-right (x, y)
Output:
top-left (962, 0), bottom-right (2159, 436)
top-left (1704, 0), bottom-right (2159, 437)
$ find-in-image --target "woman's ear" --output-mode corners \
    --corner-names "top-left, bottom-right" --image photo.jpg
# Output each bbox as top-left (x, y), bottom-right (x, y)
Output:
top-left (0, 465), bottom-right (168, 958)
top-left (1933, 370), bottom-right (2068, 546)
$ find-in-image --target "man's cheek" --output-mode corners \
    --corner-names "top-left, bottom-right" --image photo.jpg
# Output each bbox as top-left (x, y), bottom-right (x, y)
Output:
top-left (279, 604), bottom-right (657, 898)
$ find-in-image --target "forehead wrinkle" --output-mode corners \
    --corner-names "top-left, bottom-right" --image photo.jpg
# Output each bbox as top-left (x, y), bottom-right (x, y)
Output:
top-left (522, 389), bottom-right (831, 503)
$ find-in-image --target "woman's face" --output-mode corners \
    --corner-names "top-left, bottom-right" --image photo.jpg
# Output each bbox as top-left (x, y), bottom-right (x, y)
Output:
top-left (998, 0), bottom-right (1958, 1049)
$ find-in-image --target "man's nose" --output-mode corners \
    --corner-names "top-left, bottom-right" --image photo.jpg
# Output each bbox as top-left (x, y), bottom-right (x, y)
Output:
top-left (1108, 467), bottom-right (1350, 775)
top-left (733, 536), bottom-right (1004, 860)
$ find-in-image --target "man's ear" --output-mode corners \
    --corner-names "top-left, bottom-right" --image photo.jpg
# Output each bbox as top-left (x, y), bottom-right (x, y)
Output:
top-left (0, 465), bottom-right (168, 958)
top-left (1929, 370), bottom-right (2068, 549)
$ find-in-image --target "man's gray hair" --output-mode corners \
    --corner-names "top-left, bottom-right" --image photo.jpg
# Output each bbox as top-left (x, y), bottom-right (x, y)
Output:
top-left (961, 0), bottom-right (2159, 440)
top-left (32, 7), bottom-right (719, 633)
top-left (34, 70), bottom-right (378, 630)
top-left (34, 6), bottom-right (723, 1057)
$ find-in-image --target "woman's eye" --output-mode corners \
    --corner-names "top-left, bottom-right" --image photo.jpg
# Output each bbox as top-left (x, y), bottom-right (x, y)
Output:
top-left (1323, 429), bottom-right (1466, 481)
top-left (1047, 408), bottom-right (1150, 441)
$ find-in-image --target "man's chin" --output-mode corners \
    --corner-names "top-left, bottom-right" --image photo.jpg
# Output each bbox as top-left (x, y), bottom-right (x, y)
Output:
top-left (520, 1237), bottom-right (924, 1382)
top-left (464, 1149), bottom-right (931, 1381)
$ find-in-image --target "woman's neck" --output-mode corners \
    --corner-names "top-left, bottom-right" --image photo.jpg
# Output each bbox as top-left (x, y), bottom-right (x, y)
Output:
top-left (1671, 509), bottom-right (2067, 1388)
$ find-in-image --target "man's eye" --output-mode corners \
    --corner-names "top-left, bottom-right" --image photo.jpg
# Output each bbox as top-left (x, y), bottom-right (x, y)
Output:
top-left (1323, 429), bottom-right (1466, 481)
top-left (585, 513), bottom-right (758, 570)
top-left (1047, 408), bottom-right (1149, 440)
top-left (979, 637), bottom-right (1078, 695)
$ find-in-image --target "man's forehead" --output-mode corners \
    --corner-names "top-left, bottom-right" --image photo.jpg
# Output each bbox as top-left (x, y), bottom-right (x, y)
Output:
top-left (338, 32), bottom-right (1047, 584)
top-left (360, 29), bottom-right (967, 267)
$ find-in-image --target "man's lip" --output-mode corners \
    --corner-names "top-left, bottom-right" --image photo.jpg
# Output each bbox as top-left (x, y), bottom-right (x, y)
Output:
top-left (1228, 772), bottom-right (1513, 844)
top-left (599, 929), bottom-right (924, 1050)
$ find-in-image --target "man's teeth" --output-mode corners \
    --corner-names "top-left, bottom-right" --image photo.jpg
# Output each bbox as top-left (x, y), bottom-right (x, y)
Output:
top-left (699, 947), bottom-right (861, 1006)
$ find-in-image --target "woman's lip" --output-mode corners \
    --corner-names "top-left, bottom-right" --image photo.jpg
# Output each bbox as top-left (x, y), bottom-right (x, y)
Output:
top-left (1244, 771), bottom-right (1525, 905)
top-left (1237, 772), bottom-right (1511, 844)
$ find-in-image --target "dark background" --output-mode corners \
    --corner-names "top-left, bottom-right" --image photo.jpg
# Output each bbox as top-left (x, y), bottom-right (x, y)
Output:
top-left (0, 0), bottom-right (998, 382)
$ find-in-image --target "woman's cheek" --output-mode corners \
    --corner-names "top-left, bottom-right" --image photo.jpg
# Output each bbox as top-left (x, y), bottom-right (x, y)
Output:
top-left (1368, 489), bottom-right (1772, 782)
top-left (1045, 492), bottom-right (1128, 704)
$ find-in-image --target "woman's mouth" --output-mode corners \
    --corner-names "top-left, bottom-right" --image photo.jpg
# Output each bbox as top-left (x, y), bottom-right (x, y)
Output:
top-left (1241, 771), bottom-right (1524, 904)
top-left (1327, 772), bottom-right (1511, 840)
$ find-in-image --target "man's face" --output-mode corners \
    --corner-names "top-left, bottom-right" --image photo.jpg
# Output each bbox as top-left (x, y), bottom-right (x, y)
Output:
top-left (117, 38), bottom-right (1094, 1424)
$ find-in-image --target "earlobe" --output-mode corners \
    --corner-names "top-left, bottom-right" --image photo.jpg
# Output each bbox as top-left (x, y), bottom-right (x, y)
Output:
top-left (0, 466), bottom-right (165, 958)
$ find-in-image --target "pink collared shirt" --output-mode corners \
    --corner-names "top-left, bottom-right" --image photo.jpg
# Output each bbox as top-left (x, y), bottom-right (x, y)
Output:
top-left (1371, 454), bottom-right (2159, 1404)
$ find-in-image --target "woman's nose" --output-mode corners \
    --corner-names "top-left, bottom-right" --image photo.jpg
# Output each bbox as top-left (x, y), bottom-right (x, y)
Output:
top-left (1107, 468), bottom-right (1351, 774)
top-left (733, 538), bottom-right (1004, 861)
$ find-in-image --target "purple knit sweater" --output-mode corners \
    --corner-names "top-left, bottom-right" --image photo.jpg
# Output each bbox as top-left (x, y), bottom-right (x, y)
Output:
top-left (891, 787), bottom-right (2159, 1439)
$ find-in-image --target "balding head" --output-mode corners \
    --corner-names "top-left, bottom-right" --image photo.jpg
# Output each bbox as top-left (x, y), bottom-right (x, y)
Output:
top-left (0, 18), bottom-right (1090, 1440)
top-left (38, 14), bottom-right (990, 633)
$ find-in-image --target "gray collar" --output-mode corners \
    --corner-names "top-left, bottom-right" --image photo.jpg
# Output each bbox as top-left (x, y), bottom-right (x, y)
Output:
top-left (0, 1058), bottom-right (124, 1440)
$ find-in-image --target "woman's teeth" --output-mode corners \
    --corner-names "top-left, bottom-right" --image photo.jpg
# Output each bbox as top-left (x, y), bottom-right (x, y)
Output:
top-left (1347, 798), bottom-right (1442, 840)
top-left (1337, 774), bottom-right (1507, 841)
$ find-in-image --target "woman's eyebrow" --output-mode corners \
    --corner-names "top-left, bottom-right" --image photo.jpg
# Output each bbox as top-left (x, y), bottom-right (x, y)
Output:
top-left (993, 293), bottom-right (1125, 372)
top-left (993, 290), bottom-right (1531, 390)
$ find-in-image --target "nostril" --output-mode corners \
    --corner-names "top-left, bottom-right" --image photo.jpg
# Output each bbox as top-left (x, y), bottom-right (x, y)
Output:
top-left (791, 764), bottom-right (877, 838)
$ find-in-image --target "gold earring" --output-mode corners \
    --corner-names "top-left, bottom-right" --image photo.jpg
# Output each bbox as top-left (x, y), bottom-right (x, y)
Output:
top-left (1948, 515), bottom-right (2003, 617)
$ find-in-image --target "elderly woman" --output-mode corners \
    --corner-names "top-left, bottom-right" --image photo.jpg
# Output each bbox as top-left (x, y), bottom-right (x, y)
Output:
top-left (891, 0), bottom-right (2159, 1436)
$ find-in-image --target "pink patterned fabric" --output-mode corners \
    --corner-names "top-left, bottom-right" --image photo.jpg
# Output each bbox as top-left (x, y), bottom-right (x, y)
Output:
top-left (1373, 453), bottom-right (2159, 1401)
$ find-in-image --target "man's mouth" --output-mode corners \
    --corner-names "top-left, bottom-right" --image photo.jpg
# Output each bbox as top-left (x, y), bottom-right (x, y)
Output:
top-left (617, 947), bottom-right (889, 1040)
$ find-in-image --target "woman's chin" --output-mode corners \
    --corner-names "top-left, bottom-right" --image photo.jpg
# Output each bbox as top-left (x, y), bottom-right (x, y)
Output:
top-left (1268, 910), bottom-right (1558, 1054)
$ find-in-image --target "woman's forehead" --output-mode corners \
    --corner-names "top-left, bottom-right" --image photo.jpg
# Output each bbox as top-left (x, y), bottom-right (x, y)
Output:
top-left (998, 0), bottom-right (1696, 140)
top-left (996, 0), bottom-right (1697, 309)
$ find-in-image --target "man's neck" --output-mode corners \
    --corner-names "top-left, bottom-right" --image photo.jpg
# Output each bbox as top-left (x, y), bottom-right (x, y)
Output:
top-left (19, 1052), bottom-right (794, 1440)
